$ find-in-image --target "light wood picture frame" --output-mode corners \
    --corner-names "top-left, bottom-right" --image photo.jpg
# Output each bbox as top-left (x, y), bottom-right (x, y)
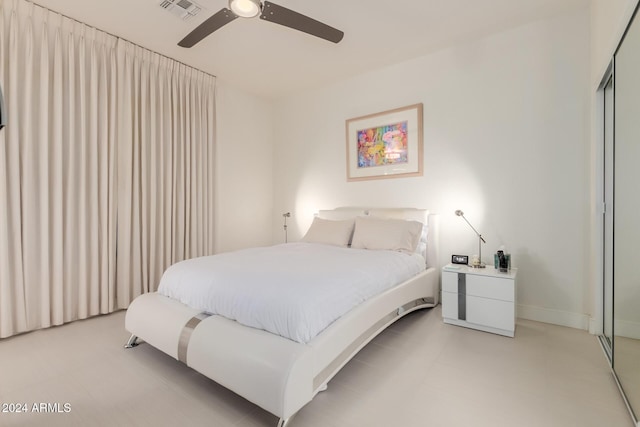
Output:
top-left (346, 103), bottom-right (423, 181)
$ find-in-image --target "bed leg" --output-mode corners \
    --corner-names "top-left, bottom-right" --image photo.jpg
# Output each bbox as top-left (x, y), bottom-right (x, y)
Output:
top-left (124, 334), bottom-right (139, 349)
top-left (277, 412), bottom-right (298, 427)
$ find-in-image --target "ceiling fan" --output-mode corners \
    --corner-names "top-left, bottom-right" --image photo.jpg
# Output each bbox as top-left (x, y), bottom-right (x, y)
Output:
top-left (178, 0), bottom-right (344, 48)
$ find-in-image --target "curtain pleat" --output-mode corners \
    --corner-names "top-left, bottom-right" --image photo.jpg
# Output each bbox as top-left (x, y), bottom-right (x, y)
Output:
top-left (20, 7), bottom-right (37, 328)
top-left (62, 20), bottom-right (75, 324)
top-left (0, 0), bottom-right (216, 338)
top-left (106, 46), bottom-right (118, 313)
top-left (3, 5), bottom-right (28, 334)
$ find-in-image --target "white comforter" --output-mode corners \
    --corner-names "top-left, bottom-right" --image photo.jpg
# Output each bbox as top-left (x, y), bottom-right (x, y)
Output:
top-left (157, 243), bottom-right (425, 343)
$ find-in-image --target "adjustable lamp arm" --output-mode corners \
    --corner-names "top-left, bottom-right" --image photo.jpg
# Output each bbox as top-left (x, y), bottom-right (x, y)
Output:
top-left (455, 210), bottom-right (486, 267)
top-left (456, 210), bottom-right (486, 243)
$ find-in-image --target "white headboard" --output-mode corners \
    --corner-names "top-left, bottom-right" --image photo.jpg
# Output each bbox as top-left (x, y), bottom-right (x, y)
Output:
top-left (316, 207), bottom-right (440, 269)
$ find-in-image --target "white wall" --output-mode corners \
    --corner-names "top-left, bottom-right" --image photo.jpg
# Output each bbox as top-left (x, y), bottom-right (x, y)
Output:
top-left (272, 6), bottom-right (591, 328)
top-left (215, 81), bottom-right (274, 252)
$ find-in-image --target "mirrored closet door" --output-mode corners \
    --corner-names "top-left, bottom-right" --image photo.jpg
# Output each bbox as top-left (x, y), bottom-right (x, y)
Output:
top-left (603, 70), bottom-right (614, 355)
top-left (609, 3), bottom-right (640, 425)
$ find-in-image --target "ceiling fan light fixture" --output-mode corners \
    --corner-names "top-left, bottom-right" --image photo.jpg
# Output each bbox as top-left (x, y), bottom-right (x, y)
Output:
top-left (229, 0), bottom-right (261, 18)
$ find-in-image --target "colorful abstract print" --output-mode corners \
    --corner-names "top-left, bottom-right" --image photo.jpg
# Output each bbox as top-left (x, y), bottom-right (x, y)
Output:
top-left (357, 121), bottom-right (408, 169)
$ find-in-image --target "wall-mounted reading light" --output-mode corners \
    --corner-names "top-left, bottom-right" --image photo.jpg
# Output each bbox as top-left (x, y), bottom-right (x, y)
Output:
top-left (283, 212), bottom-right (291, 243)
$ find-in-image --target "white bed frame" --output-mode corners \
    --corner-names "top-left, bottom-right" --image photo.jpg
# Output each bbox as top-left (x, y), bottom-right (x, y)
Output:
top-left (124, 208), bottom-right (440, 426)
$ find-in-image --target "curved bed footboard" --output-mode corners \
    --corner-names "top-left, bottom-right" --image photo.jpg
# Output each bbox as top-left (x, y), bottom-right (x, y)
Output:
top-left (188, 314), bottom-right (315, 419)
top-left (125, 292), bottom-right (316, 419)
top-left (125, 267), bottom-right (438, 424)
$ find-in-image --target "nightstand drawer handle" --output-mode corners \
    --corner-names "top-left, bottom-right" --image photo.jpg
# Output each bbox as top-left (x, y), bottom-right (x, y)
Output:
top-left (458, 273), bottom-right (466, 321)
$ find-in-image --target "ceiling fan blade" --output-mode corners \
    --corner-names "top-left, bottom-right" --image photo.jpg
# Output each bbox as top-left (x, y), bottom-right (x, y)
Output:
top-left (260, 1), bottom-right (344, 43)
top-left (178, 8), bottom-right (238, 48)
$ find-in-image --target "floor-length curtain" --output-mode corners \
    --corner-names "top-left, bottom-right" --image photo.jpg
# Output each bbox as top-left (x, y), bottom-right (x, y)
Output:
top-left (0, 2), bottom-right (118, 338)
top-left (115, 41), bottom-right (216, 307)
top-left (0, 0), bottom-right (216, 338)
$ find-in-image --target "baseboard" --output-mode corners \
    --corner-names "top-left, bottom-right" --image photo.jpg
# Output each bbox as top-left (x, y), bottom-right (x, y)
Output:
top-left (517, 304), bottom-right (590, 331)
top-left (589, 317), bottom-right (600, 335)
top-left (614, 319), bottom-right (640, 340)
top-left (585, 317), bottom-right (640, 338)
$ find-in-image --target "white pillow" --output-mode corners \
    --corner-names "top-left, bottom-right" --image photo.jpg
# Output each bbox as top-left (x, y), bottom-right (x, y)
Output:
top-left (317, 208), bottom-right (367, 221)
top-left (301, 217), bottom-right (355, 247)
top-left (351, 216), bottom-right (423, 254)
top-left (367, 209), bottom-right (429, 254)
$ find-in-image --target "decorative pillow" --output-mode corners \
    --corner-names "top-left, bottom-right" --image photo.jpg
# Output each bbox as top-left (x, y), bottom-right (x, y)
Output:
top-left (367, 208), bottom-right (429, 254)
top-left (301, 217), bottom-right (355, 247)
top-left (351, 216), bottom-right (423, 254)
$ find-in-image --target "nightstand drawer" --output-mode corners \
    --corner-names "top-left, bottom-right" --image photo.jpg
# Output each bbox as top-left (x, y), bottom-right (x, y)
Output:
top-left (467, 295), bottom-right (515, 331)
top-left (466, 274), bottom-right (514, 302)
top-left (442, 271), bottom-right (459, 293)
top-left (441, 291), bottom-right (459, 319)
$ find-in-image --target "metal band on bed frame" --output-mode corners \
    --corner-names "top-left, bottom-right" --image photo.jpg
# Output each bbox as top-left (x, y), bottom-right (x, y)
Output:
top-left (178, 313), bottom-right (211, 363)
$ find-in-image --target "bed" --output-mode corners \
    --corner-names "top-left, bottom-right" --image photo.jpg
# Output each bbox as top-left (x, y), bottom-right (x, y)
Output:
top-left (124, 207), bottom-right (440, 426)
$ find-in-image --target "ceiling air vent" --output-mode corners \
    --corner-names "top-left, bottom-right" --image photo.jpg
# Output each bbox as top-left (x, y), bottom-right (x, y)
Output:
top-left (159, 0), bottom-right (203, 21)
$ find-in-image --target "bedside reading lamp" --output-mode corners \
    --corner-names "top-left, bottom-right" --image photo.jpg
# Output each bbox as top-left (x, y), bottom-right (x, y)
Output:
top-left (455, 209), bottom-right (486, 268)
top-left (283, 212), bottom-right (291, 243)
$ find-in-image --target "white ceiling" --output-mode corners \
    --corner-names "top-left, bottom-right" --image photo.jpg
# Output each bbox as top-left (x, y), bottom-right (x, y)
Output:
top-left (30, 0), bottom-right (588, 99)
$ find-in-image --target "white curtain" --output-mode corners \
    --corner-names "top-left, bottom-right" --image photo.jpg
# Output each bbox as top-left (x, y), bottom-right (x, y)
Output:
top-left (0, 0), bottom-right (216, 338)
top-left (115, 41), bottom-right (216, 308)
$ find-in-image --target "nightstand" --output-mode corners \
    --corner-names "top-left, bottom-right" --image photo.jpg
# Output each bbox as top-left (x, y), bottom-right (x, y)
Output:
top-left (441, 264), bottom-right (517, 337)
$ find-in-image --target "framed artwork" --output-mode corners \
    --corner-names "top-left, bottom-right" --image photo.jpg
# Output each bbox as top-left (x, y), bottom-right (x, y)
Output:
top-left (345, 103), bottom-right (423, 181)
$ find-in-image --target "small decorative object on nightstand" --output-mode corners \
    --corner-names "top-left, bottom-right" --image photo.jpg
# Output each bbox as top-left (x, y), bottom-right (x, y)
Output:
top-left (442, 264), bottom-right (517, 337)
